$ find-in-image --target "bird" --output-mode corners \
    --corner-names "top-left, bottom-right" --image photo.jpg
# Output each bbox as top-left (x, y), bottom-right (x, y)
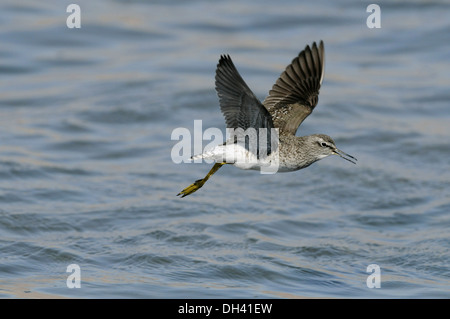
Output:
top-left (177, 41), bottom-right (356, 198)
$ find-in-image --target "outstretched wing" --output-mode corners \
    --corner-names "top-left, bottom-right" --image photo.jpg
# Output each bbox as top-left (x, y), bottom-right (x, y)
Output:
top-left (263, 41), bottom-right (325, 136)
top-left (215, 55), bottom-right (275, 156)
top-left (215, 55), bottom-right (273, 132)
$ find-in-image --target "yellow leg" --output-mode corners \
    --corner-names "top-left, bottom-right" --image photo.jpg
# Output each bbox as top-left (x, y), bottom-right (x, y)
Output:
top-left (177, 162), bottom-right (225, 198)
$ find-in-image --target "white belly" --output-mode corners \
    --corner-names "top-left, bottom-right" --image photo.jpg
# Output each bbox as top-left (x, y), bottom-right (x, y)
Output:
top-left (193, 143), bottom-right (285, 173)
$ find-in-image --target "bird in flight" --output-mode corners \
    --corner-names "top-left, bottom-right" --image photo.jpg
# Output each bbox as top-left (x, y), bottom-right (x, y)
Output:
top-left (177, 41), bottom-right (356, 198)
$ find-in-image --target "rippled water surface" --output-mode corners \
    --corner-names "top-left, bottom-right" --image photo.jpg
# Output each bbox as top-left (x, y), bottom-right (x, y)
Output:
top-left (1, 0), bottom-right (449, 298)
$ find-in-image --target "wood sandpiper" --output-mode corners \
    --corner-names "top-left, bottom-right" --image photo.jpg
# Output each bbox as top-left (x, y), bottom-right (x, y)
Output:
top-left (177, 41), bottom-right (356, 198)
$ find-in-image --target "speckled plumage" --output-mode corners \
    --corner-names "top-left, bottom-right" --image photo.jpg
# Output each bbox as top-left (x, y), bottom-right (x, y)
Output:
top-left (178, 41), bottom-right (356, 197)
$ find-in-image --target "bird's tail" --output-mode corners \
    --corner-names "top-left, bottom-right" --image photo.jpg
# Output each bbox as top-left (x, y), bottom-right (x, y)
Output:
top-left (190, 153), bottom-right (205, 161)
top-left (177, 162), bottom-right (225, 198)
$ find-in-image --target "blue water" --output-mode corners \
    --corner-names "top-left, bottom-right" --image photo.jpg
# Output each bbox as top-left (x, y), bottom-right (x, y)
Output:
top-left (0, 0), bottom-right (449, 298)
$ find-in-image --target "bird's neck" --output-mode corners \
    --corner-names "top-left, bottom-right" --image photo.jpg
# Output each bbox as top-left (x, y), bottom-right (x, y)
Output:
top-left (279, 135), bottom-right (321, 170)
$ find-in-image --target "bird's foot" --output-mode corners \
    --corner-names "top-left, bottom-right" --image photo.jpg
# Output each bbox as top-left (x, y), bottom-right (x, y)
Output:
top-left (177, 179), bottom-right (205, 198)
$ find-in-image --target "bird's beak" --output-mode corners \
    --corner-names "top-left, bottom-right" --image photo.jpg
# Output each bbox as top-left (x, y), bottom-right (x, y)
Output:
top-left (333, 148), bottom-right (357, 164)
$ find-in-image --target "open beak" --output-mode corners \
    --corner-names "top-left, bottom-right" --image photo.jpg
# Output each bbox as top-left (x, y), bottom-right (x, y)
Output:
top-left (333, 148), bottom-right (357, 164)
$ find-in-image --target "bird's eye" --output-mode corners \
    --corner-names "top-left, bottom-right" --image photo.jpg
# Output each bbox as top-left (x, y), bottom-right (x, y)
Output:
top-left (321, 142), bottom-right (328, 147)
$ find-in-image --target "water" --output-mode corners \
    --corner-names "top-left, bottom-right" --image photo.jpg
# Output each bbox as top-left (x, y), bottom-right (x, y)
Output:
top-left (0, 0), bottom-right (449, 298)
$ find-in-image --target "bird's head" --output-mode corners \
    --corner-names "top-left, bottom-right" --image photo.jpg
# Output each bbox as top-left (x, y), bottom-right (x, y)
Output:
top-left (309, 134), bottom-right (357, 164)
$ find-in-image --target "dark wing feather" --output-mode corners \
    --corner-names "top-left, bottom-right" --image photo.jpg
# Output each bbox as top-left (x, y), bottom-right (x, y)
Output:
top-left (263, 41), bottom-right (325, 136)
top-left (215, 55), bottom-right (275, 156)
top-left (215, 55), bottom-right (273, 131)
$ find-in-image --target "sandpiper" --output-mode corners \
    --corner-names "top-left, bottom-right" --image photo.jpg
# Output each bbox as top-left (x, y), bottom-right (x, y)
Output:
top-left (177, 41), bottom-right (356, 198)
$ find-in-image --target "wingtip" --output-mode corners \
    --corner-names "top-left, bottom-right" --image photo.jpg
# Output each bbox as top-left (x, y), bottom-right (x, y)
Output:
top-left (318, 40), bottom-right (324, 54)
top-left (218, 54), bottom-right (232, 65)
top-left (307, 40), bottom-right (324, 51)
